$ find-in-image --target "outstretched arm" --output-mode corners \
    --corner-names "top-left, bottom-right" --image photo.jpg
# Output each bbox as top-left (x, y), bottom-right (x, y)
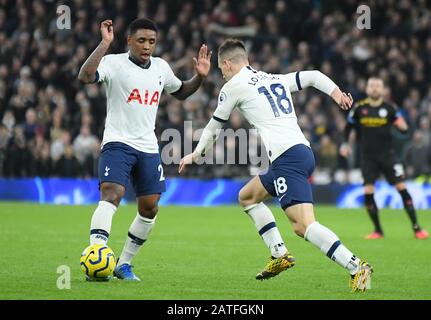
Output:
top-left (178, 117), bottom-right (224, 173)
top-left (179, 85), bottom-right (237, 174)
top-left (287, 70), bottom-right (353, 110)
top-left (171, 45), bottom-right (212, 100)
top-left (78, 20), bottom-right (113, 84)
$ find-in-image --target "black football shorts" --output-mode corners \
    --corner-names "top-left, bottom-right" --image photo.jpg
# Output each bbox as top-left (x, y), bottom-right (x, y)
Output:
top-left (360, 154), bottom-right (405, 185)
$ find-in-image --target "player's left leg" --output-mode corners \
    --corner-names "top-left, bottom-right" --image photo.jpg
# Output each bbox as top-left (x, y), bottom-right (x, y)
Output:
top-left (277, 144), bottom-right (372, 291)
top-left (284, 203), bottom-right (373, 292)
top-left (361, 157), bottom-right (384, 239)
top-left (384, 159), bottom-right (428, 239)
top-left (394, 182), bottom-right (428, 239)
top-left (115, 194), bottom-right (161, 281)
top-left (115, 151), bottom-right (166, 281)
top-left (238, 176), bottom-right (295, 280)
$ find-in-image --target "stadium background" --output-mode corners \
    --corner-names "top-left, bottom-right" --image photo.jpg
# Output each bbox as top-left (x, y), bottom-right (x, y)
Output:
top-left (0, 0), bottom-right (431, 206)
top-left (1, 0), bottom-right (431, 302)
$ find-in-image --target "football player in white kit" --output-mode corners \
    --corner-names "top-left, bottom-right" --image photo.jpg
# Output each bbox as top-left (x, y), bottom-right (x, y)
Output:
top-left (179, 39), bottom-right (373, 292)
top-left (78, 19), bottom-right (211, 281)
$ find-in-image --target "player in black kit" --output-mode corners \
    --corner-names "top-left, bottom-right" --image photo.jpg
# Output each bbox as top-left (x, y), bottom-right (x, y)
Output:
top-left (340, 77), bottom-right (428, 240)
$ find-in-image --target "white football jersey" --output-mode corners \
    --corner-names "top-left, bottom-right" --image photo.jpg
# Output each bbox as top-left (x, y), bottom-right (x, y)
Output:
top-left (97, 53), bottom-right (182, 153)
top-left (213, 66), bottom-right (310, 162)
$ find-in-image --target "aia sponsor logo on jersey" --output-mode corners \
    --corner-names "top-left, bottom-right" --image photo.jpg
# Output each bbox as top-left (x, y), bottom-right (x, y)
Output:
top-left (127, 89), bottom-right (160, 106)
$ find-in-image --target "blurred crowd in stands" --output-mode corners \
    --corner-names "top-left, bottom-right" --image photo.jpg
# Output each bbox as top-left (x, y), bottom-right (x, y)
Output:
top-left (1, 0), bottom-right (431, 182)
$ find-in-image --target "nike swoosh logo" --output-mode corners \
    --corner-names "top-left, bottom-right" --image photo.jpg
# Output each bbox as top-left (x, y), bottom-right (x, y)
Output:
top-left (278, 194), bottom-right (286, 201)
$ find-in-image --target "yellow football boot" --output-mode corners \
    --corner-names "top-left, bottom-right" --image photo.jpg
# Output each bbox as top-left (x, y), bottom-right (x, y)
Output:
top-left (350, 261), bottom-right (373, 292)
top-left (256, 252), bottom-right (295, 280)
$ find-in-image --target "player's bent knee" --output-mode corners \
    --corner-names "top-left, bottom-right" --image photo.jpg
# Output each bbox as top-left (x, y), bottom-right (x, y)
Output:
top-left (238, 188), bottom-right (255, 208)
top-left (238, 191), bottom-right (246, 207)
top-left (138, 205), bottom-right (159, 219)
top-left (292, 222), bottom-right (306, 238)
top-left (100, 183), bottom-right (125, 207)
top-left (287, 213), bottom-right (303, 237)
top-left (138, 196), bottom-right (160, 219)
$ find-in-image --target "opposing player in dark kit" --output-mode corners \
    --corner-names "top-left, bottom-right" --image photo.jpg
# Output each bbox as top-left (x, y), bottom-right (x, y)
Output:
top-left (340, 77), bottom-right (428, 240)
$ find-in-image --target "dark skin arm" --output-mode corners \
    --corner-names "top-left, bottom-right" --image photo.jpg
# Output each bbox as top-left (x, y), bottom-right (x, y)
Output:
top-left (171, 44), bottom-right (212, 100)
top-left (78, 20), bottom-right (113, 84)
top-left (171, 74), bottom-right (205, 100)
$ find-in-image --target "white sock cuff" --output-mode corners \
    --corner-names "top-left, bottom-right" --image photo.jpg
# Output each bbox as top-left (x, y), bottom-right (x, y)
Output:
top-left (99, 200), bottom-right (117, 212)
top-left (137, 213), bottom-right (156, 224)
top-left (244, 202), bottom-right (262, 213)
top-left (304, 221), bottom-right (319, 241)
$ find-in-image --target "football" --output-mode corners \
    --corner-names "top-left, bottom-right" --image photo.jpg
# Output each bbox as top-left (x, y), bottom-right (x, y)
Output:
top-left (80, 244), bottom-right (116, 281)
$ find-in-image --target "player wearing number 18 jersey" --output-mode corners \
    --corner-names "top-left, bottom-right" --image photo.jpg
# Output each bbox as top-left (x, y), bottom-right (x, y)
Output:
top-left (179, 39), bottom-right (373, 292)
top-left (78, 18), bottom-right (211, 281)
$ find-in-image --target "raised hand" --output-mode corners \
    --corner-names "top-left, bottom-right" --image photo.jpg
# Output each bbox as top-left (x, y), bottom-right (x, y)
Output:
top-left (193, 44), bottom-right (212, 78)
top-left (331, 88), bottom-right (353, 110)
top-left (100, 20), bottom-right (114, 44)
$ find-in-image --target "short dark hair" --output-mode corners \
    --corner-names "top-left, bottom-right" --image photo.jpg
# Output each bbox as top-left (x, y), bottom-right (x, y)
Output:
top-left (128, 18), bottom-right (158, 35)
top-left (218, 39), bottom-right (247, 59)
top-left (367, 76), bottom-right (385, 85)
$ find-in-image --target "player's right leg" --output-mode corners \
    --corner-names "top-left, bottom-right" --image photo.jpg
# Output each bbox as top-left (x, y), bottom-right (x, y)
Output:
top-left (361, 157), bottom-right (384, 239)
top-left (276, 144), bottom-right (372, 292)
top-left (363, 184), bottom-right (384, 239)
top-left (238, 176), bottom-right (295, 280)
top-left (285, 203), bottom-right (373, 292)
top-left (383, 156), bottom-right (429, 239)
top-left (89, 142), bottom-right (135, 246)
top-left (89, 182), bottom-right (125, 245)
top-left (86, 143), bottom-right (136, 282)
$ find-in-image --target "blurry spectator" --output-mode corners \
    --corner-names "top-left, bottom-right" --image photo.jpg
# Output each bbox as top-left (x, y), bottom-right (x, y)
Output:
top-left (55, 145), bottom-right (82, 177)
top-left (10, 72), bottom-right (36, 123)
top-left (49, 108), bottom-right (65, 142)
top-left (72, 125), bottom-right (100, 164)
top-left (0, 124), bottom-right (9, 175)
top-left (404, 131), bottom-right (431, 179)
top-left (22, 108), bottom-right (38, 142)
top-left (4, 126), bottom-right (30, 177)
top-left (417, 117), bottom-right (431, 147)
top-left (317, 135), bottom-right (338, 176)
top-left (0, 0), bottom-right (430, 181)
top-left (50, 130), bottom-right (71, 162)
top-left (82, 143), bottom-right (101, 178)
top-left (2, 110), bottom-right (15, 135)
top-left (32, 138), bottom-right (52, 177)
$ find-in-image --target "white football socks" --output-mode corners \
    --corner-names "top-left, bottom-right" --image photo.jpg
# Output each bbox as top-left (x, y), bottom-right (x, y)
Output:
top-left (90, 201), bottom-right (117, 245)
top-left (117, 213), bottom-right (156, 266)
top-left (304, 221), bottom-right (359, 274)
top-left (245, 203), bottom-right (288, 258)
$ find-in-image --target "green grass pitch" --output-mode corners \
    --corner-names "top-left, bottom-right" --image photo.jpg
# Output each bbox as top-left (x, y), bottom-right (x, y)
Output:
top-left (0, 202), bottom-right (430, 300)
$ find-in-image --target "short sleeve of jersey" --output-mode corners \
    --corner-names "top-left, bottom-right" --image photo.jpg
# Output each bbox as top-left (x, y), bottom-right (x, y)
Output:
top-left (160, 59), bottom-right (182, 94)
top-left (283, 72), bottom-right (302, 93)
top-left (213, 83), bottom-right (237, 122)
top-left (97, 55), bottom-right (113, 83)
